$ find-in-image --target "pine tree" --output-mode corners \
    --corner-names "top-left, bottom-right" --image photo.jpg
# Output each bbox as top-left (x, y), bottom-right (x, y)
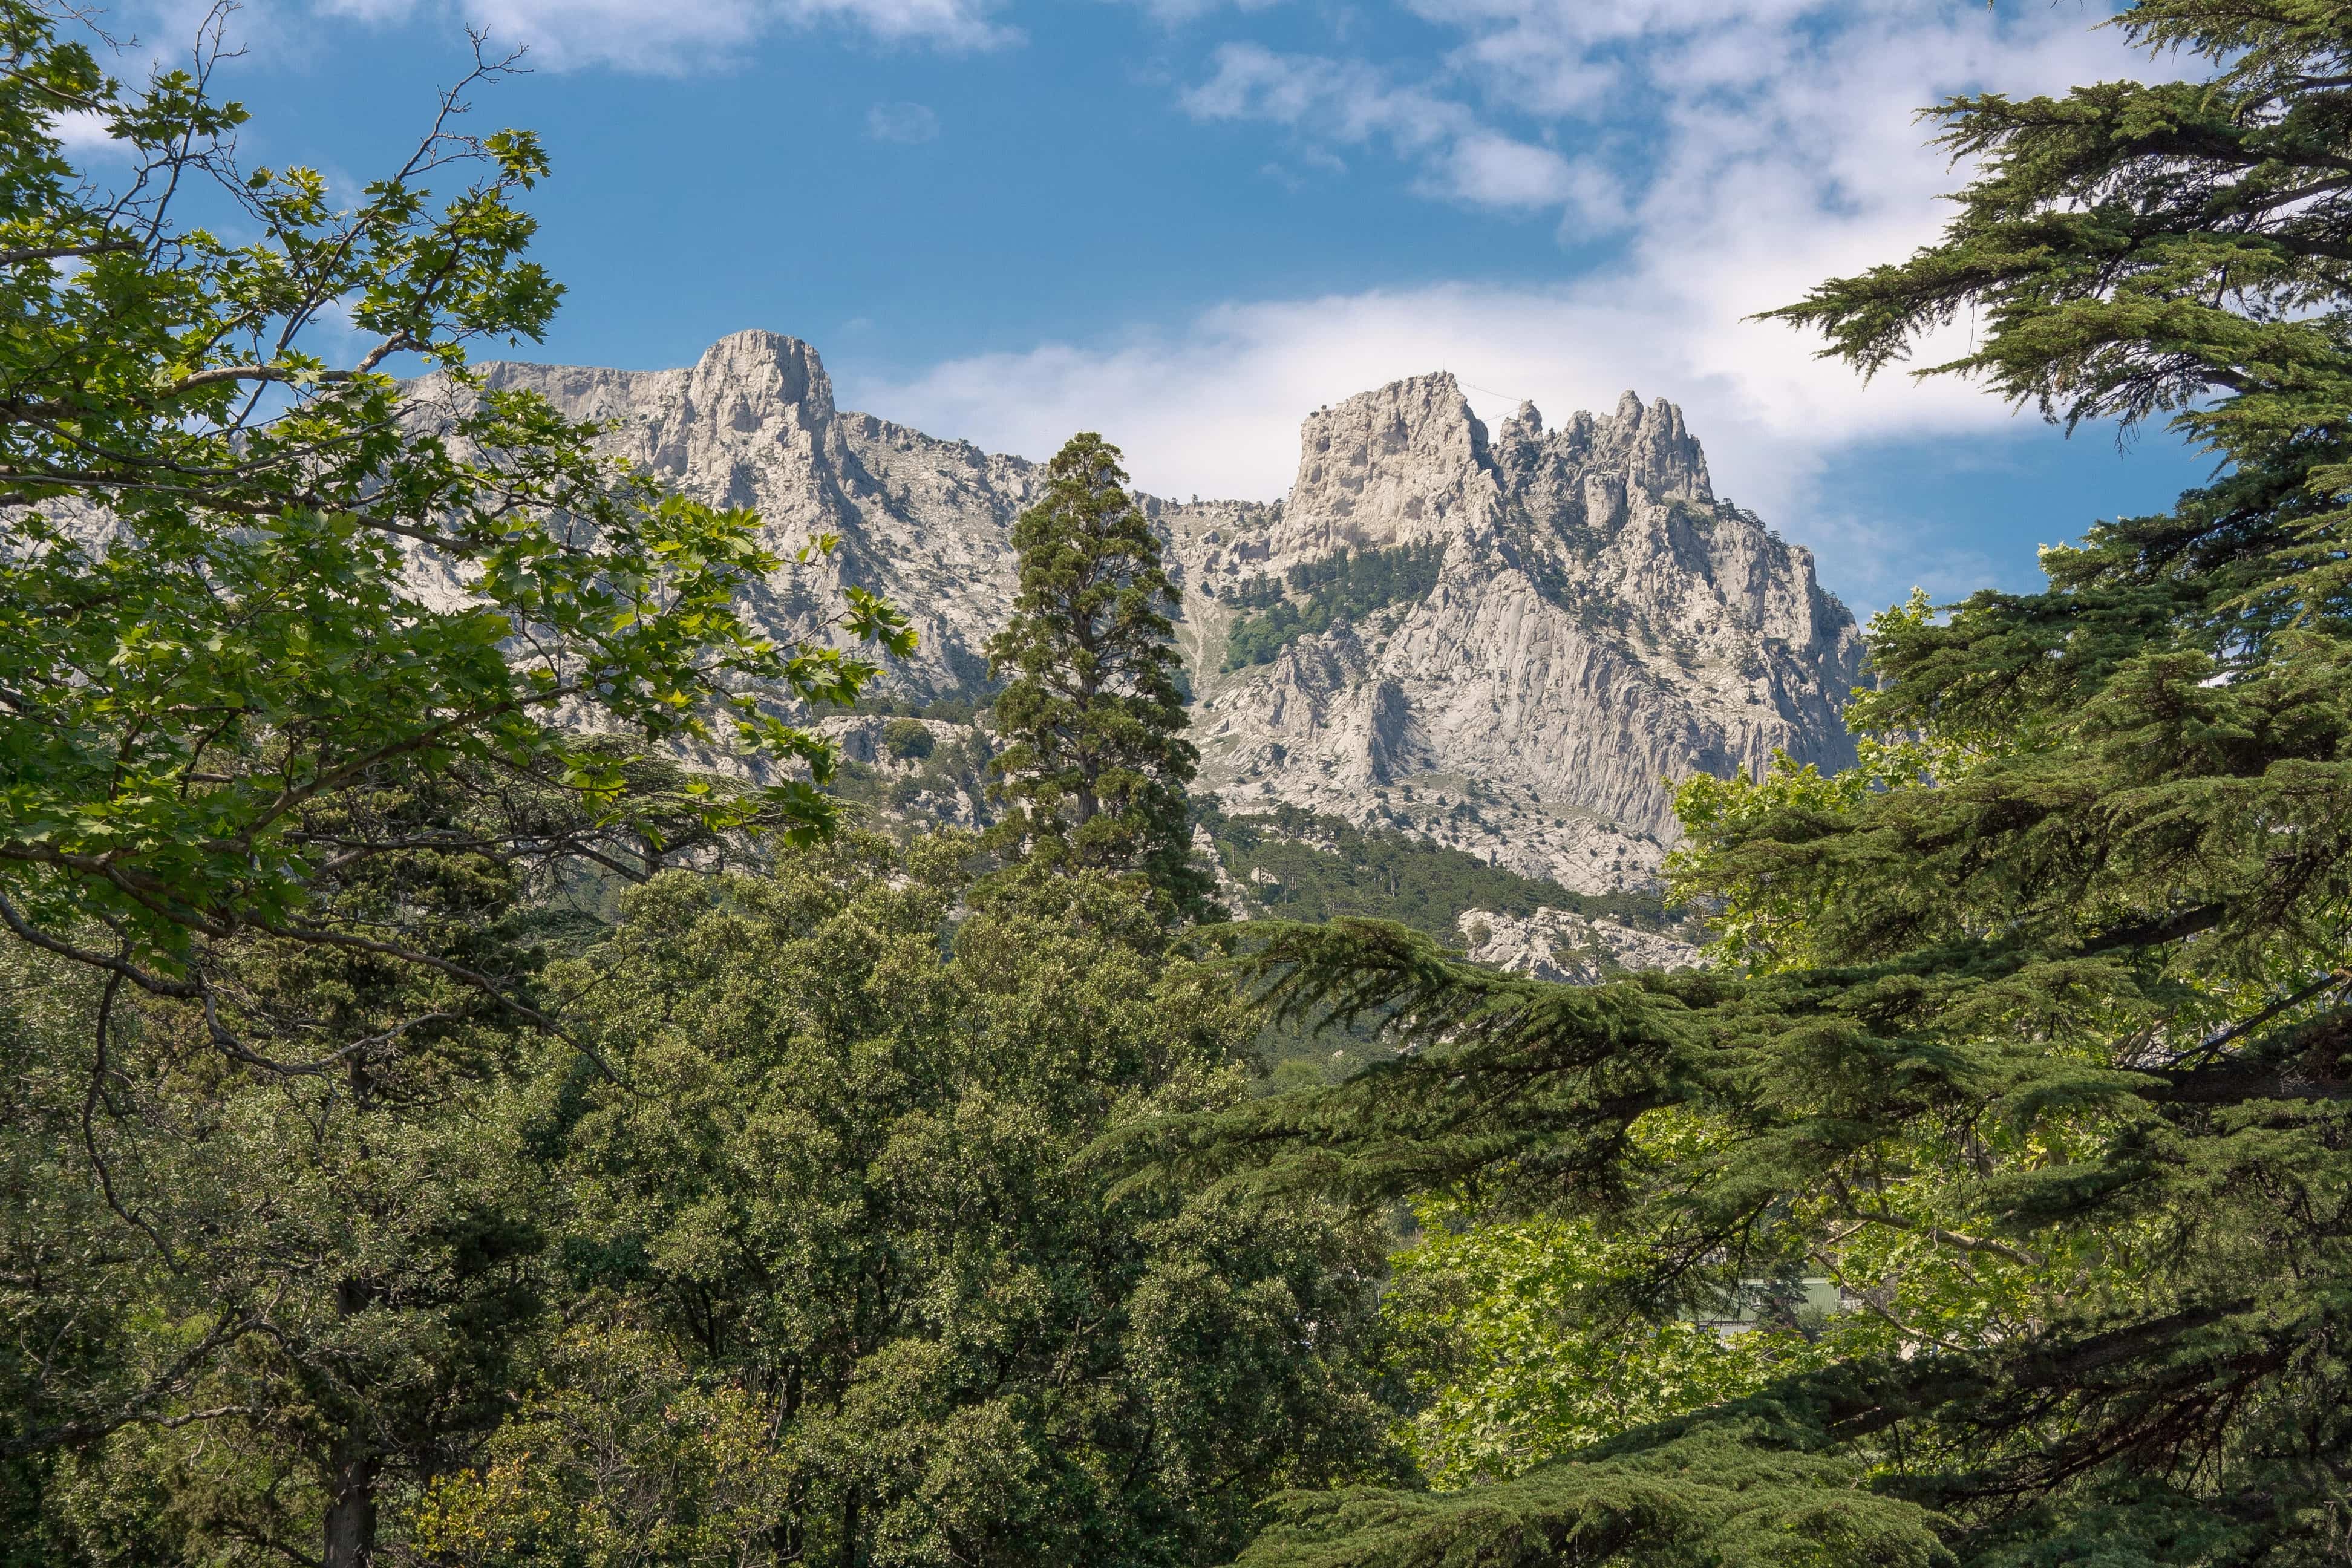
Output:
top-left (1112, 4), bottom-right (2352, 1563)
top-left (986, 433), bottom-right (1214, 916)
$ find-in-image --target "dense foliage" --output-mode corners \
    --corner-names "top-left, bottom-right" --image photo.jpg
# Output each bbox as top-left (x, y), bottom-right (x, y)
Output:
top-left (396, 841), bottom-right (1405, 1568)
top-left (987, 433), bottom-right (1212, 915)
top-left (1220, 543), bottom-right (1445, 671)
top-left (0, 0), bottom-right (910, 1048)
top-left (1, 831), bottom-right (1412, 1567)
top-left (0, 8), bottom-right (907, 1563)
top-left (1380, 1194), bottom-right (1826, 1494)
top-left (1198, 803), bottom-right (1671, 941)
top-left (33, 0), bottom-right (2352, 1564)
top-left (0, 774), bottom-right (574, 1566)
top-left (0, 25), bottom-right (1412, 1561)
top-left (1112, 3), bottom-right (2352, 1563)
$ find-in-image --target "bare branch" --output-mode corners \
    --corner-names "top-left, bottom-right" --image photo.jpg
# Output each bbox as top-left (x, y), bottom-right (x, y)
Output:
top-left (1825, 1172), bottom-right (2047, 1270)
top-left (0, 240), bottom-right (137, 266)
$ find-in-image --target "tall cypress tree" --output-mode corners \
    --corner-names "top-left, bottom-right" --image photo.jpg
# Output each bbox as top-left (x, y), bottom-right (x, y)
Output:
top-left (986, 433), bottom-right (1214, 917)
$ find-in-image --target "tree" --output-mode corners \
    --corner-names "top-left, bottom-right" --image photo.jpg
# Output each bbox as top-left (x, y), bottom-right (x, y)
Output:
top-left (986, 433), bottom-right (1211, 916)
top-left (0, 0), bottom-right (911, 1045)
top-left (1, 6), bottom-right (910, 1561)
top-left (1379, 1132), bottom-right (1833, 1494)
top-left (0, 774), bottom-right (560, 1568)
top-left (1109, 2), bottom-right (2352, 1562)
top-left (400, 836), bottom-right (1403, 1568)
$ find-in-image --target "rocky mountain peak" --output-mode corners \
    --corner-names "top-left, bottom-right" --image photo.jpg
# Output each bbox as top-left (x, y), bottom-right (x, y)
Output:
top-left (685, 328), bottom-right (836, 431)
top-left (469, 332), bottom-right (1866, 895)
top-left (1606, 391), bottom-right (1711, 501)
top-left (1273, 370), bottom-right (1496, 561)
top-left (1186, 376), bottom-right (1856, 888)
top-left (1489, 388), bottom-right (1713, 508)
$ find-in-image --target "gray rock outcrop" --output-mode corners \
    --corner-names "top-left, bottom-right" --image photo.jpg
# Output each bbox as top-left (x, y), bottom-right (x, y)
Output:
top-left (1457, 907), bottom-right (1702, 984)
top-left (469, 329), bottom-right (1866, 893)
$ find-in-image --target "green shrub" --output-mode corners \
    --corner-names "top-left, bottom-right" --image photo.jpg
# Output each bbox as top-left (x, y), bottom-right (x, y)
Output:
top-left (1221, 543), bottom-right (1445, 671)
top-left (881, 717), bottom-right (936, 760)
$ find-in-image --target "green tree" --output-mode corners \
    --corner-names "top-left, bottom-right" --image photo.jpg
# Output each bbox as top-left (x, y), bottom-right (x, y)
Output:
top-left (0, 0), bottom-right (910, 1035)
top-left (986, 434), bottom-right (1211, 916)
top-left (1378, 1119), bottom-right (1833, 1495)
top-left (1220, 543), bottom-right (1445, 671)
top-left (396, 1322), bottom-right (792, 1568)
top-left (0, 771), bottom-right (563, 1568)
top-left (1, 7), bottom-right (908, 1563)
top-left (1111, 3), bottom-right (2352, 1563)
top-left (410, 837), bottom-right (1401, 1568)
top-left (879, 717), bottom-right (935, 760)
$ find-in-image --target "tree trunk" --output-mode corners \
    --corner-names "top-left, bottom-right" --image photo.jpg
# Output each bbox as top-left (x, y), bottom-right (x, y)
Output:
top-left (837, 1488), bottom-right (862, 1568)
top-left (322, 1429), bottom-right (377, 1568)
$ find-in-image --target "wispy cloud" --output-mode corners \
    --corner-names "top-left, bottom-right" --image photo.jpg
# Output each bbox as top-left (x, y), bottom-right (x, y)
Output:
top-left (1183, 42), bottom-right (1615, 221)
top-left (866, 99), bottom-right (940, 142)
top-left (845, 0), bottom-right (2177, 608)
top-left (313, 0), bottom-right (1017, 71)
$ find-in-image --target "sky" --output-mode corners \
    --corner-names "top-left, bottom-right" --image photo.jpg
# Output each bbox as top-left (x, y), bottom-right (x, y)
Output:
top-left (76, 0), bottom-right (2219, 615)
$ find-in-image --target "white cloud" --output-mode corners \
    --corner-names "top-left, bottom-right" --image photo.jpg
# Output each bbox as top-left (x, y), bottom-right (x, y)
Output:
top-left (840, 0), bottom-right (2179, 608)
top-left (313, 0), bottom-right (1014, 70)
top-left (1408, 0), bottom-right (1830, 114)
top-left (1183, 41), bottom-right (1620, 219)
top-left (838, 280), bottom-right (2039, 609)
top-left (1434, 131), bottom-right (1613, 218)
top-left (866, 99), bottom-right (940, 142)
top-left (50, 108), bottom-right (128, 154)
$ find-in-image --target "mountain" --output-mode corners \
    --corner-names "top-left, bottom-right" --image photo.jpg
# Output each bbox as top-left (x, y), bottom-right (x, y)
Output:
top-left (470, 328), bottom-right (1866, 907)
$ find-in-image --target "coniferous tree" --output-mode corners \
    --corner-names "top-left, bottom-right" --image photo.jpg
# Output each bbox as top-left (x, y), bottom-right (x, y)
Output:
top-left (987, 434), bottom-right (1214, 918)
top-left (1113, 4), bottom-right (2352, 1563)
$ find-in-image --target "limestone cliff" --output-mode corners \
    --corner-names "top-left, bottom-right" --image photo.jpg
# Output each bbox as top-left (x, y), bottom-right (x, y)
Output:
top-left (1457, 907), bottom-right (1702, 985)
top-left (470, 329), bottom-right (1866, 897)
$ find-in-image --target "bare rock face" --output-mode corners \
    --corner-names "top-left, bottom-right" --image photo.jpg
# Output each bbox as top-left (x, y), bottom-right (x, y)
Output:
top-left (474, 332), bottom-right (1043, 697)
top-left (1180, 376), bottom-right (1864, 892)
top-left (1457, 907), bottom-right (1702, 984)
top-left (471, 330), bottom-right (1865, 894)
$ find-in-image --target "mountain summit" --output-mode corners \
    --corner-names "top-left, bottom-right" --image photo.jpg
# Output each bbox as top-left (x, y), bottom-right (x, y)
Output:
top-left (475, 330), bottom-right (1864, 892)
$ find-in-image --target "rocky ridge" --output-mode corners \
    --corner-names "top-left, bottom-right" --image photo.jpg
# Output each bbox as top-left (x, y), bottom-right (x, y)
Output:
top-left (1457, 907), bottom-right (1703, 985)
top-left (469, 328), bottom-right (1866, 911)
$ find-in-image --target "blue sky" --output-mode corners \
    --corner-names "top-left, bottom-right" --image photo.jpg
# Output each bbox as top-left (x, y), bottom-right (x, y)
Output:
top-left (87, 0), bottom-right (2214, 614)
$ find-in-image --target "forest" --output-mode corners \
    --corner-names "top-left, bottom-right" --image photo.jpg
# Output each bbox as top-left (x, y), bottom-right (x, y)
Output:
top-left (4, 0), bottom-right (2351, 1565)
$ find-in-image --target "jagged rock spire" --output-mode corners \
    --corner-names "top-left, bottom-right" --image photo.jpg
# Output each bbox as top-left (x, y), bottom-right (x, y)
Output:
top-left (466, 335), bottom-right (1862, 893)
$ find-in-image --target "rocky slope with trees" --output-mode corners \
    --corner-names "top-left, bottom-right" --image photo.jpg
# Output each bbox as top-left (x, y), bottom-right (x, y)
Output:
top-left (474, 333), bottom-right (1865, 899)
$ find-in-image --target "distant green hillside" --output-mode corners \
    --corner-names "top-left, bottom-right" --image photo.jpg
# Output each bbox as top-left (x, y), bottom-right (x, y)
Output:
top-left (1197, 801), bottom-right (1671, 941)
